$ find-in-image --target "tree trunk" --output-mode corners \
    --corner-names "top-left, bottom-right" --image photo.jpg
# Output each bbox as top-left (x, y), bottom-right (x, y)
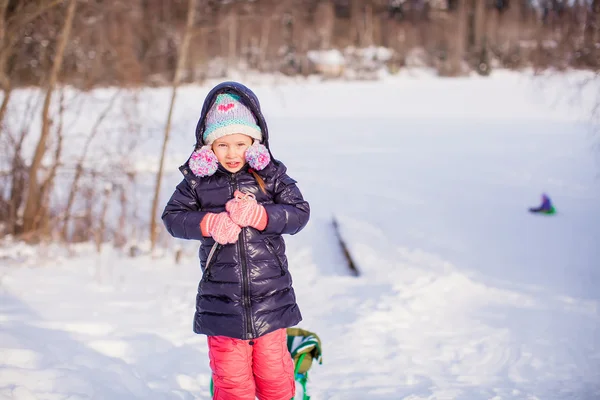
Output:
top-left (1, 0), bottom-right (64, 137)
top-left (473, 0), bottom-right (486, 53)
top-left (0, 0), bottom-right (10, 138)
top-left (228, 9), bottom-right (237, 72)
top-left (6, 92), bottom-right (39, 235)
top-left (259, 15), bottom-right (272, 71)
top-left (0, 0), bottom-right (9, 92)
top-left (351, 0), bottom-right (362, 46)
top-left (316, 1), bottom-right (335, 49)
top-left (22, 0), bottom-right (77, 236)
top-left (585, 0), bottom-right (600, 58)
top-left (445, 0), bottom-right (468, 76)
top-left (62, 164), bottom-right (82, 241)
top-left (0, 86), bottom-right (10, 134)
top-left (363, 3), bottom-right (374, 47)
top-left (149, 0), bottom-right (196, 252)
top-left (8, 138), bottom-right (26, 235)
top-left (114, 183), bottom-right (128, 248)
top-left (37, 91), bottom-right (65, 240)
top-left (96, 185), bottom-right (112, 253)
top-left (80, 177), bottom-right (95, 243)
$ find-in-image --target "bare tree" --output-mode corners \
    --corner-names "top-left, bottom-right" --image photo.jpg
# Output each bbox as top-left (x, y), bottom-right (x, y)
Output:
top-left (37, 89), bottom-right (66, 238)
top-left (315, 1), bottom-right (335, 49)
top-left (114, 175), bottom-right (131, 249)
top-left (96, 184), bottom-right (112, 253)
top-left (227, 7), bottom-right (238, 72)
top-left (584, 0), bottom-right (599, 65)
top-left (0, 0), bottom-right (10, 134)
top-left (473, 0), bottom-right (487, 54)
top-left (3, 91), bottom-right (42, 236)
top-left (61, 90), bottom-right (120, 241)
top-left (440, 0), bottom-right (468, 76)
top-left (149, 0), bottom-right (197, 252)
top-left (22, 0), bottom-right (77, 236)
top-left (351, 0), bottom-right (375, 48)
top-left (0, 0), bottom-right (64, 132)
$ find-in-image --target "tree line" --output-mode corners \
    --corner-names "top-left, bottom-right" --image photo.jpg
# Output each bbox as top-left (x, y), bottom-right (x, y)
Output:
top-left (3, 0), bottom-right (599, 88)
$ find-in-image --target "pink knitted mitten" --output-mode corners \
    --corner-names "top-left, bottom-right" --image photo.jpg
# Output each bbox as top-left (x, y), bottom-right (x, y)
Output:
top-left (200, 212), bottom-right (241, 244)
top-left (226, 190), bottom-right (268, 231)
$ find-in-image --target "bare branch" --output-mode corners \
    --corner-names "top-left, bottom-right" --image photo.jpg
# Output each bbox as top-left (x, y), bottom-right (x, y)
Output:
top-left (149, 0), bottom-right (197, 251)
top-left (62, 89), bottom-right (121, 240)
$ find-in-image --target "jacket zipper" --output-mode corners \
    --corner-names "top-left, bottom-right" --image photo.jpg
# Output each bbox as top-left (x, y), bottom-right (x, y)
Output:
top-left (231, 173), bottom-right (254, 340)
top-left (203, 242), bottom-right (221, 281)
top-left (264, 238), bottom-right (286, 276)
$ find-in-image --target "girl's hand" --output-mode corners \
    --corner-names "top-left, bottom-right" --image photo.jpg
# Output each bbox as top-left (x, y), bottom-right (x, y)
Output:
top-left (226, 190), bottom-right (268, 231)
top-left (201, 212), bottom-right (241, 244)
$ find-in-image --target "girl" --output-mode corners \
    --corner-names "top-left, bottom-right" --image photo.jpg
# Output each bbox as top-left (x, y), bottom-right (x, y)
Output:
top-left (162, 81), bottom-right (310, 400)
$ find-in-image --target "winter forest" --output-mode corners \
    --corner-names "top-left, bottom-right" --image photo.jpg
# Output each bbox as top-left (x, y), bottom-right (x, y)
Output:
top-left (0, 0), bottom-right (599, 247)
top-left (1, 0), bottom-right (600, 399)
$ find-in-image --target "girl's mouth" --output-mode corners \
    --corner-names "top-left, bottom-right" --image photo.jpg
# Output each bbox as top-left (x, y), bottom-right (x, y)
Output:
top-left (226, 162), bottom-right (241, 168)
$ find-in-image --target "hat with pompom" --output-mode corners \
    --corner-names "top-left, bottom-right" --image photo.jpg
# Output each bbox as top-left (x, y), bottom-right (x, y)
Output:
top-left (188, 92), bottom-right (270, 177)
top-left (203, 93), bottom-right (262, 145)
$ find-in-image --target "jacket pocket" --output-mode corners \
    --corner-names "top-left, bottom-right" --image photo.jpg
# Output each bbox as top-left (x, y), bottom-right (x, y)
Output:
top-left (264, 237), bottom-right (286, 276)
top-left (203, 242), bottom-right (222, 281)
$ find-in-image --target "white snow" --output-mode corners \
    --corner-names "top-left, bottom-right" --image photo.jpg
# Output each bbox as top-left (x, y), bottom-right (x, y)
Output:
top-left (307, 49), bottom-right (346, 66)
top-left (1, 70), bottom-right (599, 399)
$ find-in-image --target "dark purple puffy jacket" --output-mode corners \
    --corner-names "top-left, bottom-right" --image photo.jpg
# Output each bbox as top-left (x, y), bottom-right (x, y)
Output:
top-left (161, 82), bottom-right (310, 340)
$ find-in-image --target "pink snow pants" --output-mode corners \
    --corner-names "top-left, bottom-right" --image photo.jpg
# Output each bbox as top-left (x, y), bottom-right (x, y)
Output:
top-left (208, 328), bottom-right (295, 400)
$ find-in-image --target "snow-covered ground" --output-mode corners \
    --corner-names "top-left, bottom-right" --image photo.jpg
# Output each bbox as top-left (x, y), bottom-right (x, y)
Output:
top-left (1, 70), bottom-right (600, 399)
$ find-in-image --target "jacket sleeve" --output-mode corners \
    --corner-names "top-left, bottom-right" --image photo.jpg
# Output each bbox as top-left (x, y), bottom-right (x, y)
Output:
top-left (263, 175), bottom-right (310, 235)
top-left (161, 179), bottom-right (208, 240)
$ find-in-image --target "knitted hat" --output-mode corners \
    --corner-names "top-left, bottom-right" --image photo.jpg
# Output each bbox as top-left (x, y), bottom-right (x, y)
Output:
top-left (203, 93), bottom-right (262, 145)
top-left (189, 92), bottom-right (271, 177)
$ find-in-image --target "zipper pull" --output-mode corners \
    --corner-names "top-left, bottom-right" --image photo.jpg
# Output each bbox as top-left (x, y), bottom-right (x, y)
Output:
top-left (204, 242), bottom-right (221, 280)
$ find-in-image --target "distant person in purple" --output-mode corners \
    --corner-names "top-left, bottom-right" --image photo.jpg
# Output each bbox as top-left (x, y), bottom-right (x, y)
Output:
top-left (528, 193), bottom-right (556, 215)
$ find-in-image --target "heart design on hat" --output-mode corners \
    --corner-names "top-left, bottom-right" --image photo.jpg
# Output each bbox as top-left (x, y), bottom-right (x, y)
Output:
top-left (217, 103), bottom-right (235, 112)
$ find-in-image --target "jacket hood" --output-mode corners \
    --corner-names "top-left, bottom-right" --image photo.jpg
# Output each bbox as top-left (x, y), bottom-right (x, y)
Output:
top-left (195, 81), bottom-right (270, 150)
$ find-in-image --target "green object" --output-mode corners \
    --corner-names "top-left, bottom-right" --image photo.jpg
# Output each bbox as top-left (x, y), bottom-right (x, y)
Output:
top-left (286, 328), bottom-right (323, 374)
top-left (542, 206), bottom-right (556, 215)
top-left (287, 327), bottom-right (323, 400)
top-left (295, 353), bottom-right (310, 400)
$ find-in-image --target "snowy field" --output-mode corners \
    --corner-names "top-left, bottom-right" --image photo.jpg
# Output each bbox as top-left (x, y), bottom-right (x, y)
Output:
top-left (1, 70), bottom-right (600, 399)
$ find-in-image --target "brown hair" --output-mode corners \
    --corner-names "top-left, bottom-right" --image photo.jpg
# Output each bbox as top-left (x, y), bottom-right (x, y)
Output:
top-left (249, 168), bottom-right (267, 194)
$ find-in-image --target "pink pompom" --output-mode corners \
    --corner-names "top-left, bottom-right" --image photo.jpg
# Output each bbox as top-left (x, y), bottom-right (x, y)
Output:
top-left (189, 146), bottom-right (218, 177)
top-left (245, 142), bottom-right (271, 171)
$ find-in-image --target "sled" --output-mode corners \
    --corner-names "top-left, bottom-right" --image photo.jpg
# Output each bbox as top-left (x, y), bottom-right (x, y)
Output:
top-left (286, 327), bottom-right (323, 400)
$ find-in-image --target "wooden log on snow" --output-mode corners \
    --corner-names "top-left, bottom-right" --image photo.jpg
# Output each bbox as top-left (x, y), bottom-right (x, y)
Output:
top-left (331, 216), bottom-right (360, 277)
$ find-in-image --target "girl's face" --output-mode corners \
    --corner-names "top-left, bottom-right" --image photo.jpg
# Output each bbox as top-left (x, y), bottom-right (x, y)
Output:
top-left (212, 134), bottom-right (253, 173)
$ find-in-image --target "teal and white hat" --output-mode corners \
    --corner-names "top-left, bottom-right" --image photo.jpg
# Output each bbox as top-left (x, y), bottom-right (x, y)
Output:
top-left (203, 93), bottom-right (263, 145)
